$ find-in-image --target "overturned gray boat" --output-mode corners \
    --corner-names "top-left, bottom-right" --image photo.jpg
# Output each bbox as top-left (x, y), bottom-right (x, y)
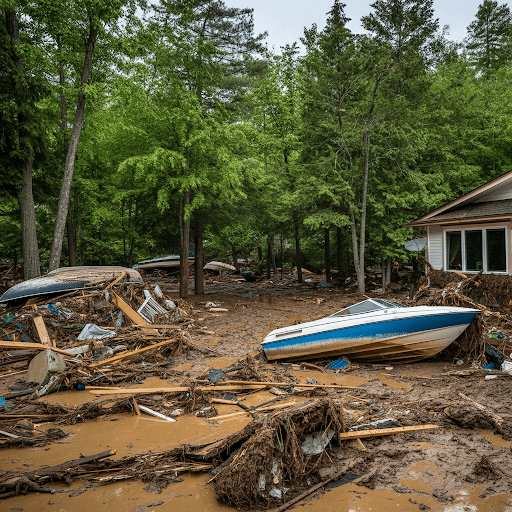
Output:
top-left (0, 266), bottom-right (143, 304)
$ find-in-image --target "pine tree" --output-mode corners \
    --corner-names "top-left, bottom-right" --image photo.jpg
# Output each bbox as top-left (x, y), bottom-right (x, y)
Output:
top-left (465, 0), bottom-right (512, 71)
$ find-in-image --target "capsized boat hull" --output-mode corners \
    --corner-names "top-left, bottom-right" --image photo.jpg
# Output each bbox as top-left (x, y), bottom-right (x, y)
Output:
top-left (0, 266), bottom-right (143, 303)
top-left (262, 305), bottom-right (480, 363)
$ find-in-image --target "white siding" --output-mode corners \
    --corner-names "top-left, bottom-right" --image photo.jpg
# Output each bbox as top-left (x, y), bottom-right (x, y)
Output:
top-left (475, 180), bottom-right (512, 202)
top-left (428, 225), bottom-right (443, 270)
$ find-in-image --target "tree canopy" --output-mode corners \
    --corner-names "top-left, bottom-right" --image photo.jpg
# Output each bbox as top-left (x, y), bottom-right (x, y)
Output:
top-left (1, 0), bottom-right (511, 295)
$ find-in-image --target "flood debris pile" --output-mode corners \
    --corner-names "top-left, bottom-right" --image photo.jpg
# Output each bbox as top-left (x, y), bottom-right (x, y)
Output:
top-left (412, 270), bottom-right (512, 363)
top-left (212, 398), bottom-right (344, 510)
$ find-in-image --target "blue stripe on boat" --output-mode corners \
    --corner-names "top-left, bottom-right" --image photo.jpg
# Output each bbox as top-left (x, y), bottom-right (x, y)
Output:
top-left (263, 312), bottom-right (478, 352)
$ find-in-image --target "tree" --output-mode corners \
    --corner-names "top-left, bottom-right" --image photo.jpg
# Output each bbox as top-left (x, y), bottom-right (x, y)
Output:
top-left (465, 0), bottom-right (512, 71)
top-left (48, 0), bottom-right (146, 271)
top-left (1, 6), bottom-right (51, 279)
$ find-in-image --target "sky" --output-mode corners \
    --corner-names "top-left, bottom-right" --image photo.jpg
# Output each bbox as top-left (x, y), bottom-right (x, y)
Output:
top-left (227, 0), bottom-right (512, 52)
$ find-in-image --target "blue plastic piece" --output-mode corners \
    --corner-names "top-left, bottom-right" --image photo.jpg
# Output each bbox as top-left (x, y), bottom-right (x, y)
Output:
top-left (328, 358), bottom-right (349, 370)
top-left (0, 397), bottom-right (13, 409)
top-left (47, 304), bottom-right (63, 319)
top-left (483, 363), bottom-right (496, 370)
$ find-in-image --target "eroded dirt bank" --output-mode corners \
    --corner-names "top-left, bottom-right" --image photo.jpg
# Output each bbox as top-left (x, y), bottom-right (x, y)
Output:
top-left (1, 273), bottom-right (512, 511)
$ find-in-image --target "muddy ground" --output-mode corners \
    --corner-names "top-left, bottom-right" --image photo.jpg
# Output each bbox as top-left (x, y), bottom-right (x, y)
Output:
top-left (1, 271), bottom-right (512, 511)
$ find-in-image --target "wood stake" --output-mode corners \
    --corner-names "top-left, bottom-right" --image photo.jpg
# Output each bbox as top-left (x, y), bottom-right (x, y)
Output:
top-left (0, 340), bottom-right (72, 357)
top-left (106, 272), bottom-right (127, 289)
top-left (111, 292), bottom-right (158, 334)
top-left (133, 397), bottom-right (141, 416)
top-left (86, 338), bottom-right (177, 369)
top-left (339, 424), bottom-right (440, 440)
top-left (32, 316), bottom-right (51, 347)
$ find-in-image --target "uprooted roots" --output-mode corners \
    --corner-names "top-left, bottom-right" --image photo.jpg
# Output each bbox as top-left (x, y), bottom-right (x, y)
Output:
top-left (212, 398), bottom-right (344, 510)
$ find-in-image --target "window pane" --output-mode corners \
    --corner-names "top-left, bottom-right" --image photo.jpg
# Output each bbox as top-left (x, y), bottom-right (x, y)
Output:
top-left (487, 229), bottom-right (506, 272)
top-left (447, 231), bottom-right (462, 270)
top-left (465, 230), bottom-right (483, 271)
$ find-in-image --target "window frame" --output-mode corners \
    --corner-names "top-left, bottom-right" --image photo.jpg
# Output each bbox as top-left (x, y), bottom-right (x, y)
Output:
top-left (444, 226), bottom-right (508, 274)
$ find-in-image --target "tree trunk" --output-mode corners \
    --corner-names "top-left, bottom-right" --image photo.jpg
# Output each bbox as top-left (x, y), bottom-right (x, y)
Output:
top-left (17, 154), bottom-right (40, 280)
top-left (266, 235), bottom-right (272, 279)
top-left (194, 218), bottom-right (204, 295)
top-left (232, 246), bottom-right (239, 271)
top-left (294, 219), bottom-right (302, 284)
top-left (336, 227), bottom-right (346, 276)
top-left (48, 24), bottom-right (99, 271)
top-left (349, 133), bottom-right (370, 295)
top-left (324, 227), bottom-right (331, 283)
top-left (386, 256), bottom-right (392, 286)
top-left (67, 190), bottom-right (78, 267)
top-left (78, 224), bottom-right (84, 265)
top-left (5, 10), bottom-right (41, 280)
top-left (180, 190), bottom-right (191, 298)
top-left (280, 235), bottom-right (283, 280)
top-left (128, 237), bottom-right (135, 268)
top-left (257, 246), bottom-right (263, 273)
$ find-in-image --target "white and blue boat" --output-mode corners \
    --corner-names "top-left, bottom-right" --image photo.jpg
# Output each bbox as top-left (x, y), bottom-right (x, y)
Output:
top-left (261, 298), bottom-right (480, 363)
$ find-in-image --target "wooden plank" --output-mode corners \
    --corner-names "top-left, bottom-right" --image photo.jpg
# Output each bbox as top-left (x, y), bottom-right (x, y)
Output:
top-left (32, 316), bottom-right (52, 347)
top-left (111, 292), bottom-right (158, 334)
top-left (0, 340), bottom-right (72, 357)
top-left (133, 397), bottom-right (141, 416)
top-left (0, 369), bottom-right (27, 379)
top-left (106, 272), bottom-right (127, 289)
top-left (339, 424), bottom-right (440, 440)
top-left (224, 380), bottom-right (358, 390)
top-left (86, 338), bottom-right (178, 369)
top-left (89, 386), bottom-right (190, 395)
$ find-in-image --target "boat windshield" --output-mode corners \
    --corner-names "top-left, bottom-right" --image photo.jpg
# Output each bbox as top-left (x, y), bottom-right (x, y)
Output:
top-left (330, 298), bottom-right (404, 317)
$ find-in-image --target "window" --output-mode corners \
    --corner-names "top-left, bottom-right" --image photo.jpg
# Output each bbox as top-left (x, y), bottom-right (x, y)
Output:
top-left (445, 227), bottom-right (507, 273)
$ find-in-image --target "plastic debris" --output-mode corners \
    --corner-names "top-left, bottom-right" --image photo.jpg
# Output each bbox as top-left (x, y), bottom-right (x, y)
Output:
top-left (349, 418), bottom-right (398, 431)
top-left (206, 368), bottom-right (226, 384)
top-left (138, 404), bottom-right (176, 422)
top-left (328, 358), bottom-right (349, 370)
top-left (47, 304), bottom-right (64, 319)
top-left (301, 429), bottom-right (335, 455)
top-left (77, 324), bottom-right (117, 341)
top-left (0, 397), bottom-right (13, 409)
top-left (3, 312), bottom-right (16, 323)
top-left (500, 361), bottom-right (512, 375)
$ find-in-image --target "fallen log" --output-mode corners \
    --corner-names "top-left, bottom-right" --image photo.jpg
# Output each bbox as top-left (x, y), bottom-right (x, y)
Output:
top-left (458, 392), bottom-right (505, 434)
top-left (0, 449), bottom-right (116, 495)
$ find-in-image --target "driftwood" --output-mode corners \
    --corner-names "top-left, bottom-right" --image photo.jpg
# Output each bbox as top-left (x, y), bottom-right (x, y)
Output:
top-left (458, 392), bottom-right (505, 434)
top-left (0, 450), bottom-right (116, 496)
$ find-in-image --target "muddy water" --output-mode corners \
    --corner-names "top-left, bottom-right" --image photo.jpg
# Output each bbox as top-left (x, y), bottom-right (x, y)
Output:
top-left (2, 363), bottom-right (511, 511)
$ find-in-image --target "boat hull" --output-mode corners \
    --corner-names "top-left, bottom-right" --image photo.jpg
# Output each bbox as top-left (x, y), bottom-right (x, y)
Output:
top-left (262, 311), bottom-right (479, 363)
top-left (0, 266), bottom-right (143, 304)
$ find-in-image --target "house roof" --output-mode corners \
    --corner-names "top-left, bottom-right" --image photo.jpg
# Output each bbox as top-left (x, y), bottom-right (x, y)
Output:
top-left (406, 169), bottom-right (512, 227)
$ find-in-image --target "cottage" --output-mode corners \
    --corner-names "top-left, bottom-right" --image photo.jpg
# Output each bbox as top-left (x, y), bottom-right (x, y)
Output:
top-left (406, 170), bottom-right (512, 275)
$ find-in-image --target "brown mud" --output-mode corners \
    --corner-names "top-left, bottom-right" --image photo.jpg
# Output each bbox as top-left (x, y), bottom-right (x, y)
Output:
top-left (1, 271), bottom-right (512, 511)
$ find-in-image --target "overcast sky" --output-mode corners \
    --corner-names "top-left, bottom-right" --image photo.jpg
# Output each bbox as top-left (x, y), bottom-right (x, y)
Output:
top-left (227, 0), bottom-right (512, 52)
